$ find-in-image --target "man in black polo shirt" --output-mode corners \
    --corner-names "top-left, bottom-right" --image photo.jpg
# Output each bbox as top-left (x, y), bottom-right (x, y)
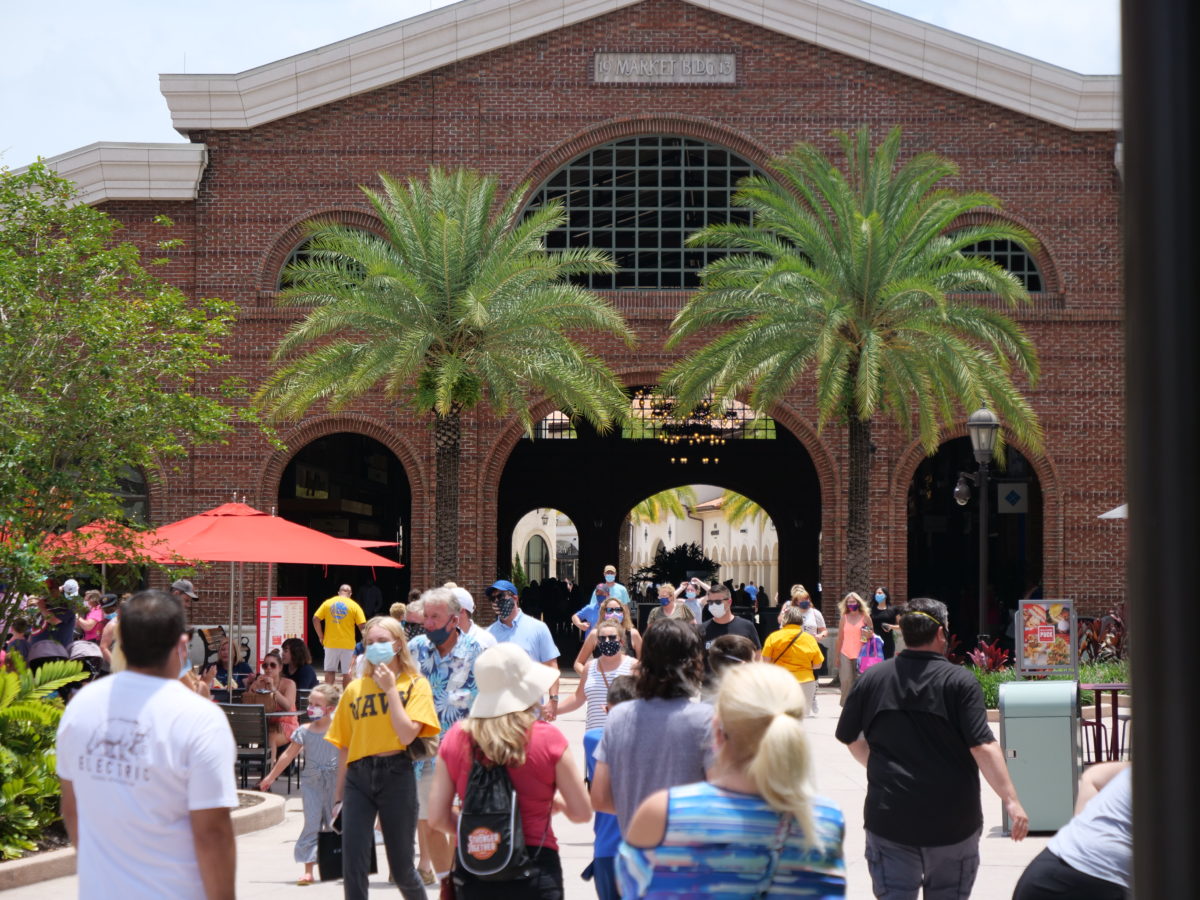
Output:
top-left (835, 597), bottom-right (1028, 899)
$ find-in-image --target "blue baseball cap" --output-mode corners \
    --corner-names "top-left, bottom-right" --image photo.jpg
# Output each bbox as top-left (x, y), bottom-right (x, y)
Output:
top-left (486, 580), bottom-right (518, 596)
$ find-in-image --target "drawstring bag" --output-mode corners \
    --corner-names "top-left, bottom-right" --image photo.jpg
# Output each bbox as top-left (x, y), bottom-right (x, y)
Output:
top-left (455, 750), bottom-right (535, 881)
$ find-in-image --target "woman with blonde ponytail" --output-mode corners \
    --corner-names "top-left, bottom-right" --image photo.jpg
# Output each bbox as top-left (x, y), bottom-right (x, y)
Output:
top-left (618, 663), bottom-right (846, 898)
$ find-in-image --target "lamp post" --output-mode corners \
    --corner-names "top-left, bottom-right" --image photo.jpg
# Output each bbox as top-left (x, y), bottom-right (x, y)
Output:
top-left (967, 406), bottom-right (1000, 643)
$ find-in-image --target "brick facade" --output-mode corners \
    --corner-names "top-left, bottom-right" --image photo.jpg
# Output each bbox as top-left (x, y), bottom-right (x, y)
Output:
top-left (97, 0), bottom-right (1124, 627)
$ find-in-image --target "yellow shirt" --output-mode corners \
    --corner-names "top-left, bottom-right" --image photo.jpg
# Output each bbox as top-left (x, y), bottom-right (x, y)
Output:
top-left (763, 624), bottom-right (824, 683)
top-left (313, 595), bottom-right (366, 649)
top-left (326, 672), bottom-right (440, 764)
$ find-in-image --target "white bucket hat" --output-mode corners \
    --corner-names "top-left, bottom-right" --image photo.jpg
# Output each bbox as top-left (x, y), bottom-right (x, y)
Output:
top-left (469, 643), bottom-right (559, 719)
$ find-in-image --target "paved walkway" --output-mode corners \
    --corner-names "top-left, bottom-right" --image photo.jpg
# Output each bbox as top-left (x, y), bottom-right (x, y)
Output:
top-left (11, 677), bottom-right (1047, 899)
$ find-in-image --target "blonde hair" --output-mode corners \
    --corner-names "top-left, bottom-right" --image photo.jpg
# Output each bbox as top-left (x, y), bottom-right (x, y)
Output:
top-left (598, 598), bottom-right (633, 635)
top-left (838, 591), bottom-right (865, 619)
top-left (362, 616), bottom-right (418, 677)
top-left (790, 584), bottom-right (810, 602)
top-left (310, 683), bottom-right (341, 707)
top-left (716, 663), bottom-right (817, 846)
top-left (461, 708), bottom-right (538, 768)
top-left (657, 583), bottom-right (676, 599)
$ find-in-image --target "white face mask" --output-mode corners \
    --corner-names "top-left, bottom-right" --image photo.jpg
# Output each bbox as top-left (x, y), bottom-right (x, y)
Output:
top-left (708, 602), bottom-right (727, 618)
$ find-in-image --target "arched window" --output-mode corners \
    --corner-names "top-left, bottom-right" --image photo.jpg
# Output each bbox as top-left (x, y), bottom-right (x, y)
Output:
top-left (278, 232), bottom-right (370, 290)
top-left (961, 238), bottom-right (1043, 292)
top-left (525, 534), bottom-right (549, 583)
top-left (526, 136), bottom-right (760, 290)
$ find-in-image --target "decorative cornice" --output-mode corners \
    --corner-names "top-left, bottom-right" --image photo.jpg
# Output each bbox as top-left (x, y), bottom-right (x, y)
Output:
top-left (159, 0), bottom-right (1119, 135)
top-left (22, 142), bottom-right (208, 206)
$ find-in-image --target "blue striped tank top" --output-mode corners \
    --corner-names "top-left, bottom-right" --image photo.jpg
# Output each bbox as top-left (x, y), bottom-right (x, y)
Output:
top-left (617, 782), bottom-right (846, 898)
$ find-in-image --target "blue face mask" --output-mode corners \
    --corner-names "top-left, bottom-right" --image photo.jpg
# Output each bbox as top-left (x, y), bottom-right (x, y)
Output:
top-left (660, 595), bottom-right (671, 606)
top-left (798, 601), bottom-right (811, 610)
top-left (685, 591), bottom-right (697, 599)
top-left (364, 641), bottom-right (396, 666)
top-left (425, 624), bottom-right (454, 646)
top-left (875, 593), bottom-right (886, 603)
top-left (104, 611), bottom-right (116, 620)
top-left (604, 574), bottom-right (616, 583)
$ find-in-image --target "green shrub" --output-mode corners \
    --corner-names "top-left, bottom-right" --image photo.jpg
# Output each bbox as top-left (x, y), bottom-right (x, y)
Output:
top-left (0, 654), bottom-right (88, 859)
top-left (969, 658), bottom-right (1132, 710)
top-left (971, 666), bottom-right (1018, 708)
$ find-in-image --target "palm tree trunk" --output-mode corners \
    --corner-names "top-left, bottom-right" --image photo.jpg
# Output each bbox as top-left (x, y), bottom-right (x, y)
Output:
top-left (845, 413), bottom-right (872, 597)
top-left (433, 411), bottom-right (460, 583)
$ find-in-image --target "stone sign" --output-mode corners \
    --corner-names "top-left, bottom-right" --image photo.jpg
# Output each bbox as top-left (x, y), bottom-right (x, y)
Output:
top-left (594, 52), bottom-right (736, 84)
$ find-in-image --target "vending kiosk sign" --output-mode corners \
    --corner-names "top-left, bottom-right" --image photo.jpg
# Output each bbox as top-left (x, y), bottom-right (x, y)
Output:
top-left (1016, 598), bottom-right (1078, 677)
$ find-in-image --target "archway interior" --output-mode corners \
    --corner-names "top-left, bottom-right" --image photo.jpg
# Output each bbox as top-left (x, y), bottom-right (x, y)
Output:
top-left (277, 432), bottom-right (411, 663)
top-left (497, 397), bottom-right (820, 644)
top-left (907, 436), bottom-right (1043, 645)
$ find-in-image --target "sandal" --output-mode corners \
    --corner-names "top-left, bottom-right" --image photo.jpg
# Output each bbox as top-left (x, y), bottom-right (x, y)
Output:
top-left (296, 873), bottom-right (314, 886)
top-left (419, 869), bottom-right (436, 886)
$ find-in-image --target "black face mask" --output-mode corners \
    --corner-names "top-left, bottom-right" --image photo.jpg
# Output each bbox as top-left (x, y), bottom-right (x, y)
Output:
top-left (403, 622), bottom-right (425, 640)
top-left (494, 595), bottom-right (515, 620)
top-left (594, 636), bottom-right (622, 658)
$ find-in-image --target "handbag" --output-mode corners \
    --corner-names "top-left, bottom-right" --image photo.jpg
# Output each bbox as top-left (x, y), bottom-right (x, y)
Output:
top-left (317, 828), bottom-right (377, 881)
top-left (402, 681), bottom-right (439, 761)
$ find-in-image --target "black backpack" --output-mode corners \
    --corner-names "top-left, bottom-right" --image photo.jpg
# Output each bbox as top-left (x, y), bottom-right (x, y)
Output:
top-left (455, 752), bottom-right (536, 881)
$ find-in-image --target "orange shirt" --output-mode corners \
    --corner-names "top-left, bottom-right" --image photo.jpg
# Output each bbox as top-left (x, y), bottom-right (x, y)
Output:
top-left (839, 612), bottom-right (869, 659)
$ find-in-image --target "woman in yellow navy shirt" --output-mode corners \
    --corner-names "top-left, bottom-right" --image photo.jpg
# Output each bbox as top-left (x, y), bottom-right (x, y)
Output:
top-left (328, 616), bottom-right (440, 900)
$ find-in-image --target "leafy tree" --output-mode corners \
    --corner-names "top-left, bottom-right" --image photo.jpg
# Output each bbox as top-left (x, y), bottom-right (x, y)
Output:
top-left (0, 163), bottom-right (240, 629)
top-left (664, 127), bottom-right (1042, 595)
top-left (258, 168), bottom-right (634, 581)
top-left (633, 542), bottom-right (719, 587)
top-left (510, 553), bottom-right (529, 591)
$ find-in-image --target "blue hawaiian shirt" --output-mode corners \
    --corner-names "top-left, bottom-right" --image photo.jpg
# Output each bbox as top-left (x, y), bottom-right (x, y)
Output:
top-left (407, 630), bottom-right (483, 733)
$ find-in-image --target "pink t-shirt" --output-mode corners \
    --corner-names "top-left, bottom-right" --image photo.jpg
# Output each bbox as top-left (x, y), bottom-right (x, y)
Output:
top-left (439, 719), bottom-right (567, 851)
top-left (80, 607), bottom-right (106, 642)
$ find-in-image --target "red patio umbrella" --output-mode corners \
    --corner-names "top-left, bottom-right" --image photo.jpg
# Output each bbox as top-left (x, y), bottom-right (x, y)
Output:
top-left (340, 538), bottom-right (399, 549)
top-left (149, 503), bottom-right (402, 658)
top-left (45, 520), bottom-right (181, 566)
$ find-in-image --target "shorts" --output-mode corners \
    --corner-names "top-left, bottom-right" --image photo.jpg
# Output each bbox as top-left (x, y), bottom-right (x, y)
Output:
top-left (323, 646), bottom-right (354, 674)
top-left (416, 758), bottom-right (436, 817)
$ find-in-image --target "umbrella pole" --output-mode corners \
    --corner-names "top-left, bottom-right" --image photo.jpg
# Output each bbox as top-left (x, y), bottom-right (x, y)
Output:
top-left (228, 561), bottom-right (235, 662)
top-left (265, 561), bottom-right (274, 665)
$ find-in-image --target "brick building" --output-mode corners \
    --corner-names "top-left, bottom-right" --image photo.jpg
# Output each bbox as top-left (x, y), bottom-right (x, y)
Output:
top-left (42, 0), bottom-right (1124, 640)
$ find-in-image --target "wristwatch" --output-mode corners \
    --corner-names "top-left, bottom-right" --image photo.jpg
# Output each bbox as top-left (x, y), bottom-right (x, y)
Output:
top-left (548, 694), bottom-right (560, 702)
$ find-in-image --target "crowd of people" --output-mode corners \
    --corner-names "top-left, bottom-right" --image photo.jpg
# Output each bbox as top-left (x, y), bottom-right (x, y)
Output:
top-left (3, 566), bottom-right (1133, 900)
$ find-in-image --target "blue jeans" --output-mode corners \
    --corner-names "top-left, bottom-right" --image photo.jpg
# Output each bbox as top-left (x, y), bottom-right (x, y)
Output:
top-left (864, 828), bottom-right (981, 900)
top-left (342, 755), bottom-right (424, 900)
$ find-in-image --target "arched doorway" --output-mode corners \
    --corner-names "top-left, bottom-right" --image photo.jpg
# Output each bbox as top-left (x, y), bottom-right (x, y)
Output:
top-left (497, 396), bottom-right (821, 625)
top-left (277, 432), bottom-right (411, 662)
top-left (907, 437), bottom-right (1043, 642)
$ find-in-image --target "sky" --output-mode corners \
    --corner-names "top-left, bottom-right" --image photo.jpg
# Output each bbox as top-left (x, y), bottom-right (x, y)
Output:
top-left (0, 0), bottom-right (1120, 169)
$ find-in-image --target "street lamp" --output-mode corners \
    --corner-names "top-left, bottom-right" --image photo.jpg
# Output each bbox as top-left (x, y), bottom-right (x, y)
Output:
top-left (966, 406), bottom-right (1000, 643)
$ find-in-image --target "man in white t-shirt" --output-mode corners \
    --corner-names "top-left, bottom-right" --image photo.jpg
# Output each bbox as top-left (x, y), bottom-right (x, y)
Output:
top-left (57, 589), bottom-right (238, 900)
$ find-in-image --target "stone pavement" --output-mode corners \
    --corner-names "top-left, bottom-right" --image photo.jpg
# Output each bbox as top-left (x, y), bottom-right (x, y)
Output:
top-left (10, 677), bottom-right (1048, 899)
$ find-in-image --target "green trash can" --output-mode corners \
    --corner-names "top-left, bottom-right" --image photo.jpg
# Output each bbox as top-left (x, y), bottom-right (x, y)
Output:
top-left (998, 680), bottom-right (1079, 833)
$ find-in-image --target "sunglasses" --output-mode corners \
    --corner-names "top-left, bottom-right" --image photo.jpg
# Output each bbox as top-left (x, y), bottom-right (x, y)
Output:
top-left (262, 662), bottom-right (279, 669)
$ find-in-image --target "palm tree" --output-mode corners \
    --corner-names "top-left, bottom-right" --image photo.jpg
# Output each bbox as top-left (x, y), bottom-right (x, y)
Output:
top-left (629, 486), bottom-right (700, 526)
top-left (259, 168), bottom-right (634, 581)
top-left (664, 126), bottom-right (1042, 595)
top-left (720, 489), bottom-right (769, 529)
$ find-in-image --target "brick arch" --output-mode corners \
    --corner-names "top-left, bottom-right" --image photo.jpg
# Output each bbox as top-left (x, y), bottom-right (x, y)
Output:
top-left (256, 207), bottom-right (387, 294)
top-left (890, 426), bottom-right (1063, 601)
top-left (255, 414), bottom-right (428, 513)
top-left (952, 209), bottom-right (1064, 298)
top-left (475, 367), bottom-right (840, 584)
top-left (513, 115), bottom-right (776, 203)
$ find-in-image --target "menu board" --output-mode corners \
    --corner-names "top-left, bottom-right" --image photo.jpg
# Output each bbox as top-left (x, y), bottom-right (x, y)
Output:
top-left (1016, 598), bottom-right (1077, 676)
top-left (256, 597), bottom-right (308, 668)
